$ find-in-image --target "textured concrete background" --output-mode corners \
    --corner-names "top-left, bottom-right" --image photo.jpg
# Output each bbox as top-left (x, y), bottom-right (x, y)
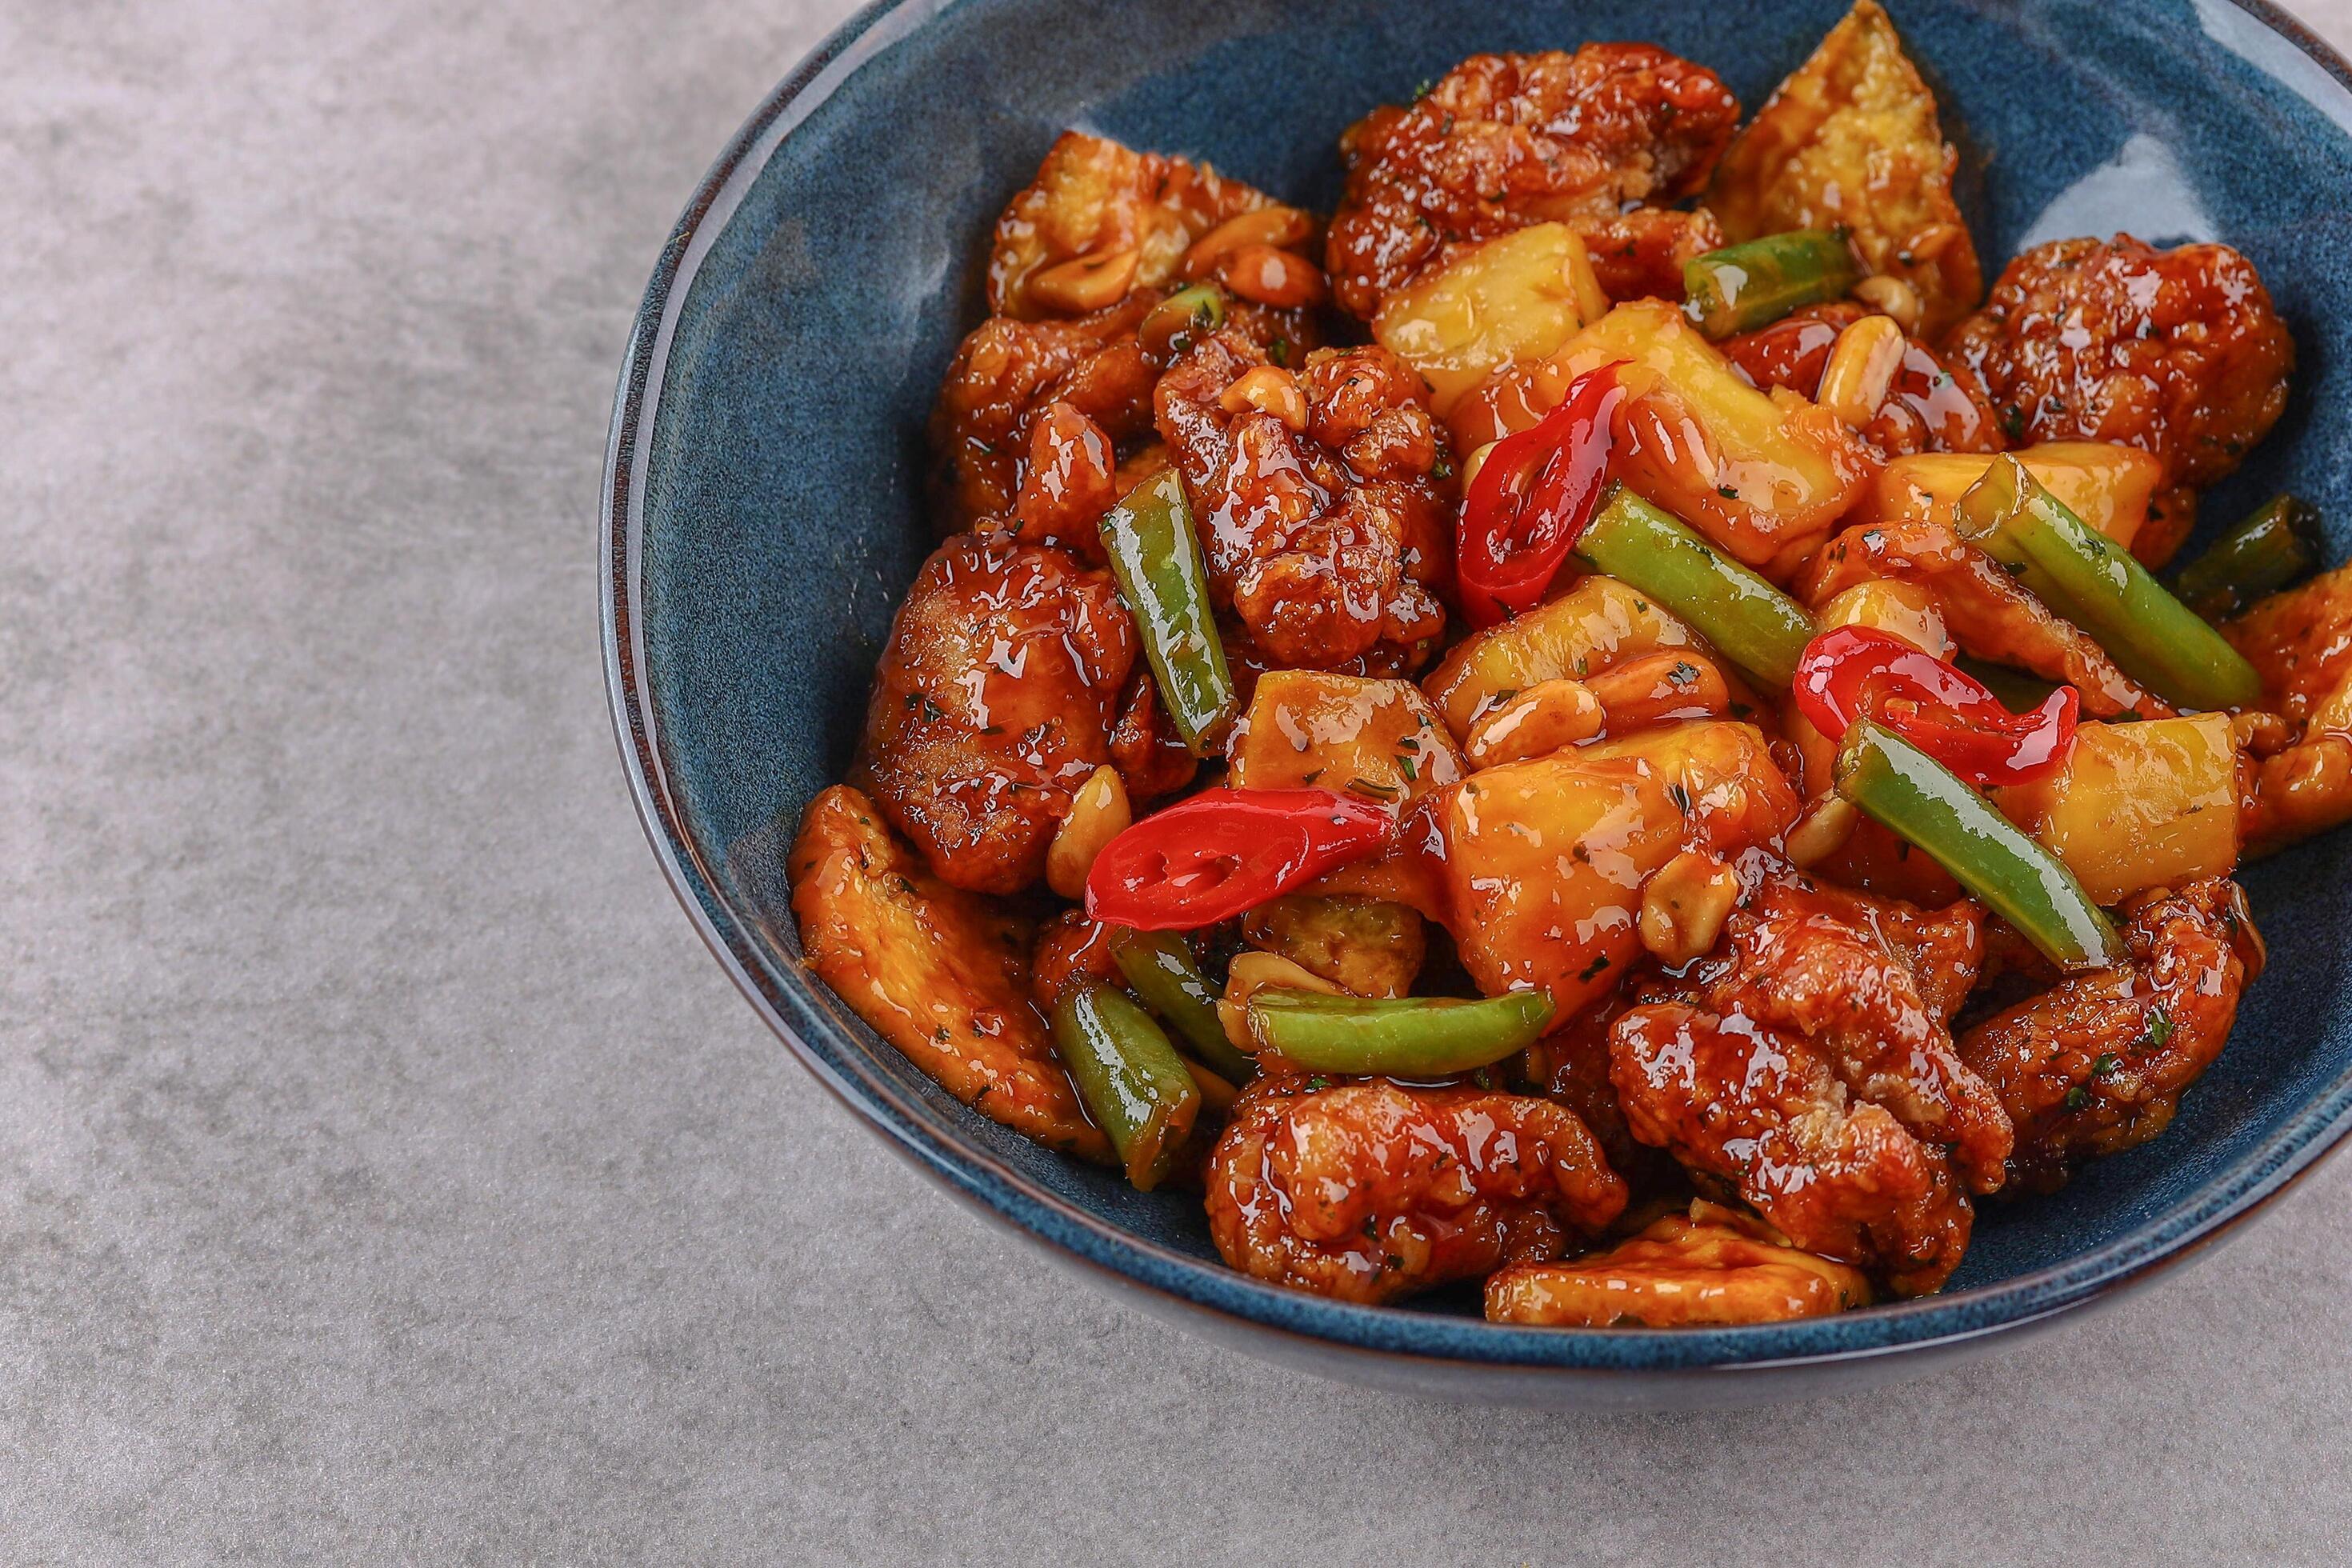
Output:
top-left (6, 0), bottom-right (2352, 1560)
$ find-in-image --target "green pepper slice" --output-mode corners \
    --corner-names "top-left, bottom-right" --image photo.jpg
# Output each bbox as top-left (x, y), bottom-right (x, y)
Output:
top-left (1834, 718), bottom-right (2121, 970)
top-left (1243, 989), bottom-right (1555, 1077)
top-left (1955, 455), bottom-right (2261, 711)
top-left (1572, 486), bottom-right (1818, 686)
top-left (1111, 930), bottom-right (1256, 1084)
top-left (2170, 494), bottom-right (2322, 622)
top-left (1098, 469), bottom-right (1238, 754)
top-left (1682, 230), bottom-right (1861, 339)
top-left (1050, 983), bottom-right (1203, 1191)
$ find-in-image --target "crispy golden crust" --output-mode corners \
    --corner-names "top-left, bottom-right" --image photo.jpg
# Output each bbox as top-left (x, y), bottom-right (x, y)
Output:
top-left (1958, 881), bottom-right (2262, 1193)
top-left (1154, 337), bottom-right (1449, 670)
top-left (930, 294), bottom-right (1162, 532)
top-left (789, 786), bottom-right (1110, 1161)
top-left (1610, 870), bottom-right (2002, 1294)
top-left (2226, 564), bottom-right (2352, 853)
top-left (1690, 875), bottom-right (2009, 1190)
top-left (1946, 235), bottom-right (2293, 491)
top-left (1486, 1202), bottom-right (1873, 1326)
top-left (861, 535), bottom-right (1135, 894)
top-left (1325, 45), bottom-right (1739, 319)
top-left (986, 131), bottom-right (1279, 321)
top-left (1707, 0), bottom-right (1982, 340)
top-left (1612, 999), bottom-right (1973, 1296)
top-left (1205, 1077), bottom-right (1628, 1305)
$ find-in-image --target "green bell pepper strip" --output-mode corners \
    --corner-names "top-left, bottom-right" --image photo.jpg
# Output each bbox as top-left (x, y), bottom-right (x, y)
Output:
top-left (1682, 230), bottom-right (1862, 340)
top-left (1954, 455), bottom-right (2261, 710)
top-left (1050, 983), bottom-right (1203, 1191)
top-left (1110, 930), bottom-right (1256, 1084)
top-left (2170, 494), bottom-right (2322, 622)
top-left (1571, 486), bottom-right (1818, 686)
top-left (1098, 469), bottom-right (1238, 754)
top-left (1834, 718), bottom-right (2122, 970)
top-left (1243, 989), bottom-right (1556, 1077)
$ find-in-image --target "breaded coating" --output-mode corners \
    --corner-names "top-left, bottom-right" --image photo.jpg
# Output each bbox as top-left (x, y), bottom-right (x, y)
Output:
top-left (1945, 235), bottom-right (2293, 491)
top-left (861, 534), bottom-right (1135, 894)
top-left (1206, 1076), bottom-right (1628, 1304)
top-left (1610, 868), bottom-right (2006, 1294)
top-left (987, 131), bottom-right (1283, 320)
top-left (1708, 1), bottom-right (1982, 339)
top-left (2226, 563), bottom-right (2352, 852)
top-left (930, 294), bottom-right (1162, 530)
top-left (1325, 45), bottom-right (1739, 319)
top-left (1486, 1201), bottom-right (1872, 1326)
top-left (1155, 336), bottom-right (1449, 670)
top-left (789, 786), bottom-right (1109, 1161)
top-left (1958, 881), bottom-right (2262, 1193)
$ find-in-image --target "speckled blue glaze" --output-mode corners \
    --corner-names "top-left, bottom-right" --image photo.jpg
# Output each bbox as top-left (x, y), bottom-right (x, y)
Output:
top-left (606, 0), bottom-right (2352, 1404)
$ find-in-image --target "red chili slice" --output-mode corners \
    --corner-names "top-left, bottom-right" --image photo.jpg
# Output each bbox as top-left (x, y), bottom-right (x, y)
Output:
top-left (1084, 787), bottom-right (1395, 930)
top-left (1455, 362), bottom-right (1628, 628)
top-left (1792, 625), bottom-right (2080, 787)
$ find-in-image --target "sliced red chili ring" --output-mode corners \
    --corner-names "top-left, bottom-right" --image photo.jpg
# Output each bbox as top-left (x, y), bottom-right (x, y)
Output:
top-left (1792, 625), bottom-right (2080, 788)
top-left (1456, 362), bottom-right (1628, 629)
top-left (1084, 787), bottom-right (1396, 930)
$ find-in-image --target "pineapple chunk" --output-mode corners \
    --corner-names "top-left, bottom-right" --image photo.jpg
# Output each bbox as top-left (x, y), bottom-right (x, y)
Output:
top-left (1372, 223), bottom-right (1610, 414)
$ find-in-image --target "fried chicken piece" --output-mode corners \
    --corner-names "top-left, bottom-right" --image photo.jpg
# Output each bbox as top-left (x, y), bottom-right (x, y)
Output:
top-left (1325, 45), bottom-right (1740, 319)
top-left (1706, 0), bottom-right (1982, 340)
top-left (2224, 563), bottom-right (2352, 854)
top-left (1154, 335), bottom-right (1449, 669)
top-left (1525, 999), bottom-right (1687, 1199)
top-left (1945, 235), bottom-right (2294, 493)
top-left (1608, 865), bottom-right (2006, 1294)
top-left (931, 293), bottom-right (1162, 530)
top-left (1678, 870), bottom-right (2010, 1190)
top-left (1958, 880), bottom-right (2264, 1193)
top-left (1798, 517), bottom-right (2169, 720)
top-left (1612, 1000), bottom-right (1973, 1296)
top-left (1486, 1200), bottom-right (1873, 1326)
top-left (986, 130), bottom-right (1287, 321)
top-left (861, 534), bottom-right (1136, 894)
top-left (1205, 1076), bottom-right (1628, 1305)
top-left (789, 786), bottom-right (1109, 1161)
top-left (1578, 206), bottom-right (1726, 303)
top-left (1721, 300), bottom-right (2004, 458)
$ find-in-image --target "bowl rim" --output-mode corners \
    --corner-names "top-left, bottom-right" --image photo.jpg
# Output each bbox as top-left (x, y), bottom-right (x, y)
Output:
top-left (602, 0), bottom-right (2352, 1375)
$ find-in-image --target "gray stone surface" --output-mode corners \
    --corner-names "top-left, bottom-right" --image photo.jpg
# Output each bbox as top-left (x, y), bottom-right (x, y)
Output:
top-left (6, 0), bottom-right (2352, 1559)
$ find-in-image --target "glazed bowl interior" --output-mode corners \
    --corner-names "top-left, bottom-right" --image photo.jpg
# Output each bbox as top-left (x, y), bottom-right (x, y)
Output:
top-left (611, 0), bottom-right (2352, 1386)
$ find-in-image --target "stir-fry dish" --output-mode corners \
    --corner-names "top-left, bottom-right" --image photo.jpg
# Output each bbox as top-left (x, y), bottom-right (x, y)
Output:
top-left (790, 2), bottom-right (2337, 1325)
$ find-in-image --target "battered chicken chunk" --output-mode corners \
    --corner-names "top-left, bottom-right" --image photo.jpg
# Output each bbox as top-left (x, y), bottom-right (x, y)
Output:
top-left (930, 294), bottom-right (1162, 530)
top-left (789, 786), bottom-right (1109, 1162)
top-left (861, 534), bottom-right (1136, 894)
top-left (1721, 301), bottom-right (2004, 458)
top-left (1324, 45), bottom-right (1740, 319)
top-left (1610, 867), bottom-right (2005, 1294)
top-left (2224, 563), bottom-right (2352, 854)
top-left (1155, 335), bottom-right (1450, 669)
top-left (1486, 1201), bottom-right (1874, 1326)
top-left (1706, 0), bottom-right (1982, 340)
top-left (1946, 235), bottom-right (2294, 494)
top-left (986, 130), bottom-right (1286, 321)
top-left (1958, 880), bottom-right (2263, 1193)
top-left (1205, 1076), bottom-right (1629, 1305)
top-left (1799, 517), bottom-right (2169, 720)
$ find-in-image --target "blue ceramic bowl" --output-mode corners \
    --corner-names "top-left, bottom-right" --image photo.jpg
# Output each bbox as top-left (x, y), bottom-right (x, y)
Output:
top-left (606, 0), bottom-right (2352, 1405)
